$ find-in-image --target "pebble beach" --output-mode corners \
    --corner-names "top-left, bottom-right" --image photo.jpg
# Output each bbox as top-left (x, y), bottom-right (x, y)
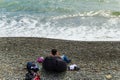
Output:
top-left (0, 37), bottom-right (120, 80)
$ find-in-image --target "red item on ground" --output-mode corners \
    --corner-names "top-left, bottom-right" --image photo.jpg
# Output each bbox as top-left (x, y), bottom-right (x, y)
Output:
top-left (33, 75), bottom-right (40, 80)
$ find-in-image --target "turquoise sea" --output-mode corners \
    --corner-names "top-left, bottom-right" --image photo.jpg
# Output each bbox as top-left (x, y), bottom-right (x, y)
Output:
top-left (0, 0), bottom-right (120, 41)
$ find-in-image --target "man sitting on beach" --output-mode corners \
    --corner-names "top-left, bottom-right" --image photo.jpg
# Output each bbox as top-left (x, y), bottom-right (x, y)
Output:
top-left (42, 49), bottom-right (69, 72)
top-left (50, 49), bottom-right (71, 63)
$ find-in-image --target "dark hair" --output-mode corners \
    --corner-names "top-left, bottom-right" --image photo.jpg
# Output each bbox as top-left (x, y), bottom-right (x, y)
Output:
top-left (51, 49), bottom-right (57, 55)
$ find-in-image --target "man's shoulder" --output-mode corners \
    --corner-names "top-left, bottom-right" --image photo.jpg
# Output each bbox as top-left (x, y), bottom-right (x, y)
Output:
top-left (45, 56), bottom-right (61, 60)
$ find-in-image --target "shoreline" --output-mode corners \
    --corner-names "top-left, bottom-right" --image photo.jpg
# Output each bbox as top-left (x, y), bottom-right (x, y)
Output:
top-left (0, 37), bottom-right (120, 80)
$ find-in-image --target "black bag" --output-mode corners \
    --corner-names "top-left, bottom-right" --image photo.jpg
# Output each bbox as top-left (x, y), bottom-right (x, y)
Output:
top-left (27, 62), bottom-right (39, 73)
top-left (25, 72), bottom-right (34, 80)
top-left (42, 56), bottom-right (67, 72)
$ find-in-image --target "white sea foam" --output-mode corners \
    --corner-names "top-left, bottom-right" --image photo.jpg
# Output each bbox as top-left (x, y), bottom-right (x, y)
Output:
top-left (52, 10), bottom-right (120, 20)
top-left (0, 14), bottom-right (120, 41)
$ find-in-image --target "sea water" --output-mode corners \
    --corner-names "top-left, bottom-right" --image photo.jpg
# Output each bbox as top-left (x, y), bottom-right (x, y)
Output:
top-left (0, 0), bottom-right (120, 41)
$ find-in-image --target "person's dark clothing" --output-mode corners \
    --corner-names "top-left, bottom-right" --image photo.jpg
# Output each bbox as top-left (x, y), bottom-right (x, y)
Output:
top-left (42, 56), bottom-right (67, 72)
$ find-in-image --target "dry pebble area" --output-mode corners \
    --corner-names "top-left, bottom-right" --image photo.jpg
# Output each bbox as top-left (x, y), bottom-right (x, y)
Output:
top-left (0, 37), bottom-right (120, 80)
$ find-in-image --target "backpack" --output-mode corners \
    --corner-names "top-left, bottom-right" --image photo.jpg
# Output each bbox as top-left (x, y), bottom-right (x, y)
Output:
top-left (25, 72), bottom-right (34, 80)
top-left (25, 72), bottom-right (40, 80)
top-left (27, 62), bottom-right (39, 73)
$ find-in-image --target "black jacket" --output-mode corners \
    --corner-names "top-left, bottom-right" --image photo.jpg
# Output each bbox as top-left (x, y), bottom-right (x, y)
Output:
top-left (42, 56), bottom-right (67, 72)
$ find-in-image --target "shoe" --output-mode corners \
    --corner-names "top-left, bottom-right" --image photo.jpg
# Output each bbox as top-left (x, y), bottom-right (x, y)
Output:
top-left (74, 66), bottom-right (80, 71)
top-left (68, 64), bottom-right (80, 71)
top-left (66, 59), bottom-right (71, 63)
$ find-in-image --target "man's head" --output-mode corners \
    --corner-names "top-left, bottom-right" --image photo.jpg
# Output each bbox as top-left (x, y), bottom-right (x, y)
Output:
top-left (51, 49), bottom-right (57, 55)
